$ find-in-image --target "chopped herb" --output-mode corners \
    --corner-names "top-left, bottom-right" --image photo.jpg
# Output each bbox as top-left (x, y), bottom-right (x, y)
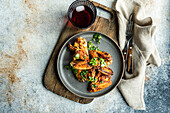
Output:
top-left (93, 33), bottom-right (99, 39)
top-left (89, 76), bottom-right (93, 81)
top-left (64, 65), bottom-right (72, 71)
top-left (88, 76), bottom-right (97, 82)
top-left (81, 75), bottom-right (86, 80)
top-left (80, 70), bottom-right (87, 80)
top-left (94, 77), bottom-right (97, 82)
top-left (98, 58), bottom-right (104, 62)
top-left (96, 47), bottom-right (100, 51)
top-left (99, 58), bottom-right (107, 67)
top-left (88, 41), bottom-right (100, 51)
top-left (80, 70), bottom-right (88, 76)
top-left (92, 84), bottom-right (96, 88)
top-left (93, 33), bottom-right (102, 44)
top-left (98, 39), bottom-right (100, 44)
top-left (100, 81), bottom-right (103, 83)
top-left (101, 62), bottom-right (106, 67)
top-left (84, 57), bottom-right (86, 59)
top-left (89, 57), bottom-right (97, 66)
top-left (74, 53), bottom-right (80, 59)
top-left (65, 64), bottom-right (78, 76)
top-left (72, 67), bottom-right (75, 70)
top-left (73, 69), bottom-right (78, 75)
top-left (98, 34), bottom-right (102, 39)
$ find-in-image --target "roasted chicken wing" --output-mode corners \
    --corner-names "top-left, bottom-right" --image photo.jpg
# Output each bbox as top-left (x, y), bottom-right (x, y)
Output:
top-left (68, 37), bottom-right (89, 61)
top-left (67, 37), bottom-right (114, 93)
top-left (89, 72), bottom-right (112, 92)
top-left (70, 60), bottom-right (92, 70)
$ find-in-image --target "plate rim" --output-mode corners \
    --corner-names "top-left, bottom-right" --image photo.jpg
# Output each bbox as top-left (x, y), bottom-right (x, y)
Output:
top-left (57, 31), bottom-right (124, 98)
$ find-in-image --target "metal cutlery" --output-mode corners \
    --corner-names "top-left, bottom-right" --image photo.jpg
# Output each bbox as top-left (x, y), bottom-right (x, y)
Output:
top-left (123, 13), bottom-right (134, 74)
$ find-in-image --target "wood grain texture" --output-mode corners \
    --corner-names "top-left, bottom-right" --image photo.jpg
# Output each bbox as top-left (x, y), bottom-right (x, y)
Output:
top-left (43, 1), bottom-right (118, 104)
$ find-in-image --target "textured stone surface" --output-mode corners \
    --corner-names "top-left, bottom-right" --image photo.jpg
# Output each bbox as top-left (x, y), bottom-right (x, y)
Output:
top-left (0, 0), bottom-right (169, 112)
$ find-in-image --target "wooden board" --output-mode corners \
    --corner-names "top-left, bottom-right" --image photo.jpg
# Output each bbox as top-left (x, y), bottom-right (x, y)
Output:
top-left (43, 1), bottom-right (118, 104)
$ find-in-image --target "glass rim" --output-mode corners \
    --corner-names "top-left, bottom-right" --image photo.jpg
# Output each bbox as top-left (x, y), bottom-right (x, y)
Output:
top-left (68, 0), bottom-right (97, 29)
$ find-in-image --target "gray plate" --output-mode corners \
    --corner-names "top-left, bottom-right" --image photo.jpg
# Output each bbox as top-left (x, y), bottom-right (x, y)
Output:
top-left (57, 31), bottom-right (124, 98)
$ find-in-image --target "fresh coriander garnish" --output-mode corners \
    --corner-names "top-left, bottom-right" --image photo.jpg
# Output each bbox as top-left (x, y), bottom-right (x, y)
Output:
top-left (64, 65), bottom-right (72, 71)
top-left (89, 57), bottom-right (97, 66)
top-left (73, 69), bottom-right (78, 75)
top-left (88, 76), bottom-right (97, 82)
top-left (89, 76), bottom-right (93, 81)
top-left (96, 47), bottom-right (100, 51)
top-left (100, 81), bottom-right (103, 83)
top-left (94, 77), bottom-right (97, 82)
top-left (88, 41), bottom-right (100, 51)
top-left (74, 53), bottom-right (80, 59)
top-left (93, 33), bottom-right (102, 44)
top-left (92, 84), bottom-right (96, 88)
top-left (80, 70), bottom-right (88, 76)
top-left (84, 57), bottom-right (86, 59)
top-left (81, 75), bottom-right (86, 80)
top-left (65, 64), bottom-right (78, 76)
top-left (80, 70), bottom-right (88, 80)
top-left (99, 58), bottom-right (106, 67)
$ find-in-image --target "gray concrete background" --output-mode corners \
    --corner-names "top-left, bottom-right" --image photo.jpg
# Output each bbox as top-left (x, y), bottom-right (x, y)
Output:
top-left (0, 0), bottom-right (169, 112)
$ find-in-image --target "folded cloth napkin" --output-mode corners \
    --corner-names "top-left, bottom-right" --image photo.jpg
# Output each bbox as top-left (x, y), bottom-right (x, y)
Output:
top-left (113, 0), bottom-right (161, 110)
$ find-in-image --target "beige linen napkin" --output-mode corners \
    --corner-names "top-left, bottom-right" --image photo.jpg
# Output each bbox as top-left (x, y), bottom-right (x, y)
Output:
top-left (113, 0), bottom-right (161, 110)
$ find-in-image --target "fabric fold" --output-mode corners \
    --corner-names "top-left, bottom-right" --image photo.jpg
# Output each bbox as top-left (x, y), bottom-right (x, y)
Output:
top-left (113, 0), bottom-right (161, 110)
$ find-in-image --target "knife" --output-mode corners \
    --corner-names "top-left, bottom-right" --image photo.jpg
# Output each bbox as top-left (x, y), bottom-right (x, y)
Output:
top-left (122, 13), bottom-right (134, 74)
top-left (127, 38), bottom-right (133, 74)
top-left (127, 15), bottom-right (134, 74)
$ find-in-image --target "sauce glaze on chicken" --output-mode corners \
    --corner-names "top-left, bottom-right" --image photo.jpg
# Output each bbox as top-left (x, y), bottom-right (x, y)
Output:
top-left (68, 37), bottom-right (113, 92)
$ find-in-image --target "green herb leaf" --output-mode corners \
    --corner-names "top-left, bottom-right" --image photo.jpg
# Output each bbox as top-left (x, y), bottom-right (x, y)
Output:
top-left (70, 63), bottom-right (73, 67)
top-left (83, 57), bottom-right (86, 59)
top-left (94, 77), bottom-right (97, 82)
top-left (92, 84), bottom-right (96, 88)
top-left (93, 33), bottom-right (99, 38)
top-left (88, 76), bottom-right (97, 82)
top-left (80, 70), bottom-right (88, 76)
top-left (98, 34), bottom-right (102, 39)
top-left (88, 41), bottom-right (100, 51)
top-left (74, 53), bottom-right (80, 59)
top-left (89, 57), bottom-right (97, 66)
top-left (100, 81), bottom-right (103, 83)
top-left (64, 65), bottom-right (72, 71)
top-left (93, 33), bottom-right (102, 44)
top-left (81, 75), bottom-right (86, 80)
top-left (99, 58), bottom-right (106, 67)
top-left (96, 47), bottom-right (100, 51)
top-left (98, 39), bottom-right (100, 44)
top-left (80, 70), bottom-right (87, 80)
top-left (89, 76), bottom-right (93, 81)
top-left (73, 69), bottom-right (78, 75)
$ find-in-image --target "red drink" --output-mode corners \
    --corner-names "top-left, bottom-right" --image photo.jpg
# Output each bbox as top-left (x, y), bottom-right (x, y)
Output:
top-left (70, 5), bottom-right (94, 28)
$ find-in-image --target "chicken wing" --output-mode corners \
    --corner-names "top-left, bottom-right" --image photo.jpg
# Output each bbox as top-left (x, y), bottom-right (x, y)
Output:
top-left (68, 37), bottom-right (89, 61)
top-left (70, 60), bottom-right (92, 70)
top-left (97, 66), bottom-right (113, 75)
top-left (89, 73), bottom-right (112, 92)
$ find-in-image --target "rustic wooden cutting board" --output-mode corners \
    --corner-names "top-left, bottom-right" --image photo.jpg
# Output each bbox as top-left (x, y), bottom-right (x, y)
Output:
top-left (43, 1), bottom-right (118, 104)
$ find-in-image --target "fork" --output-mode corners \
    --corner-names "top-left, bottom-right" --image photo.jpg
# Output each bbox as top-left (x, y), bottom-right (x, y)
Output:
top-left (123, 14), bottom-right (134, 69)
